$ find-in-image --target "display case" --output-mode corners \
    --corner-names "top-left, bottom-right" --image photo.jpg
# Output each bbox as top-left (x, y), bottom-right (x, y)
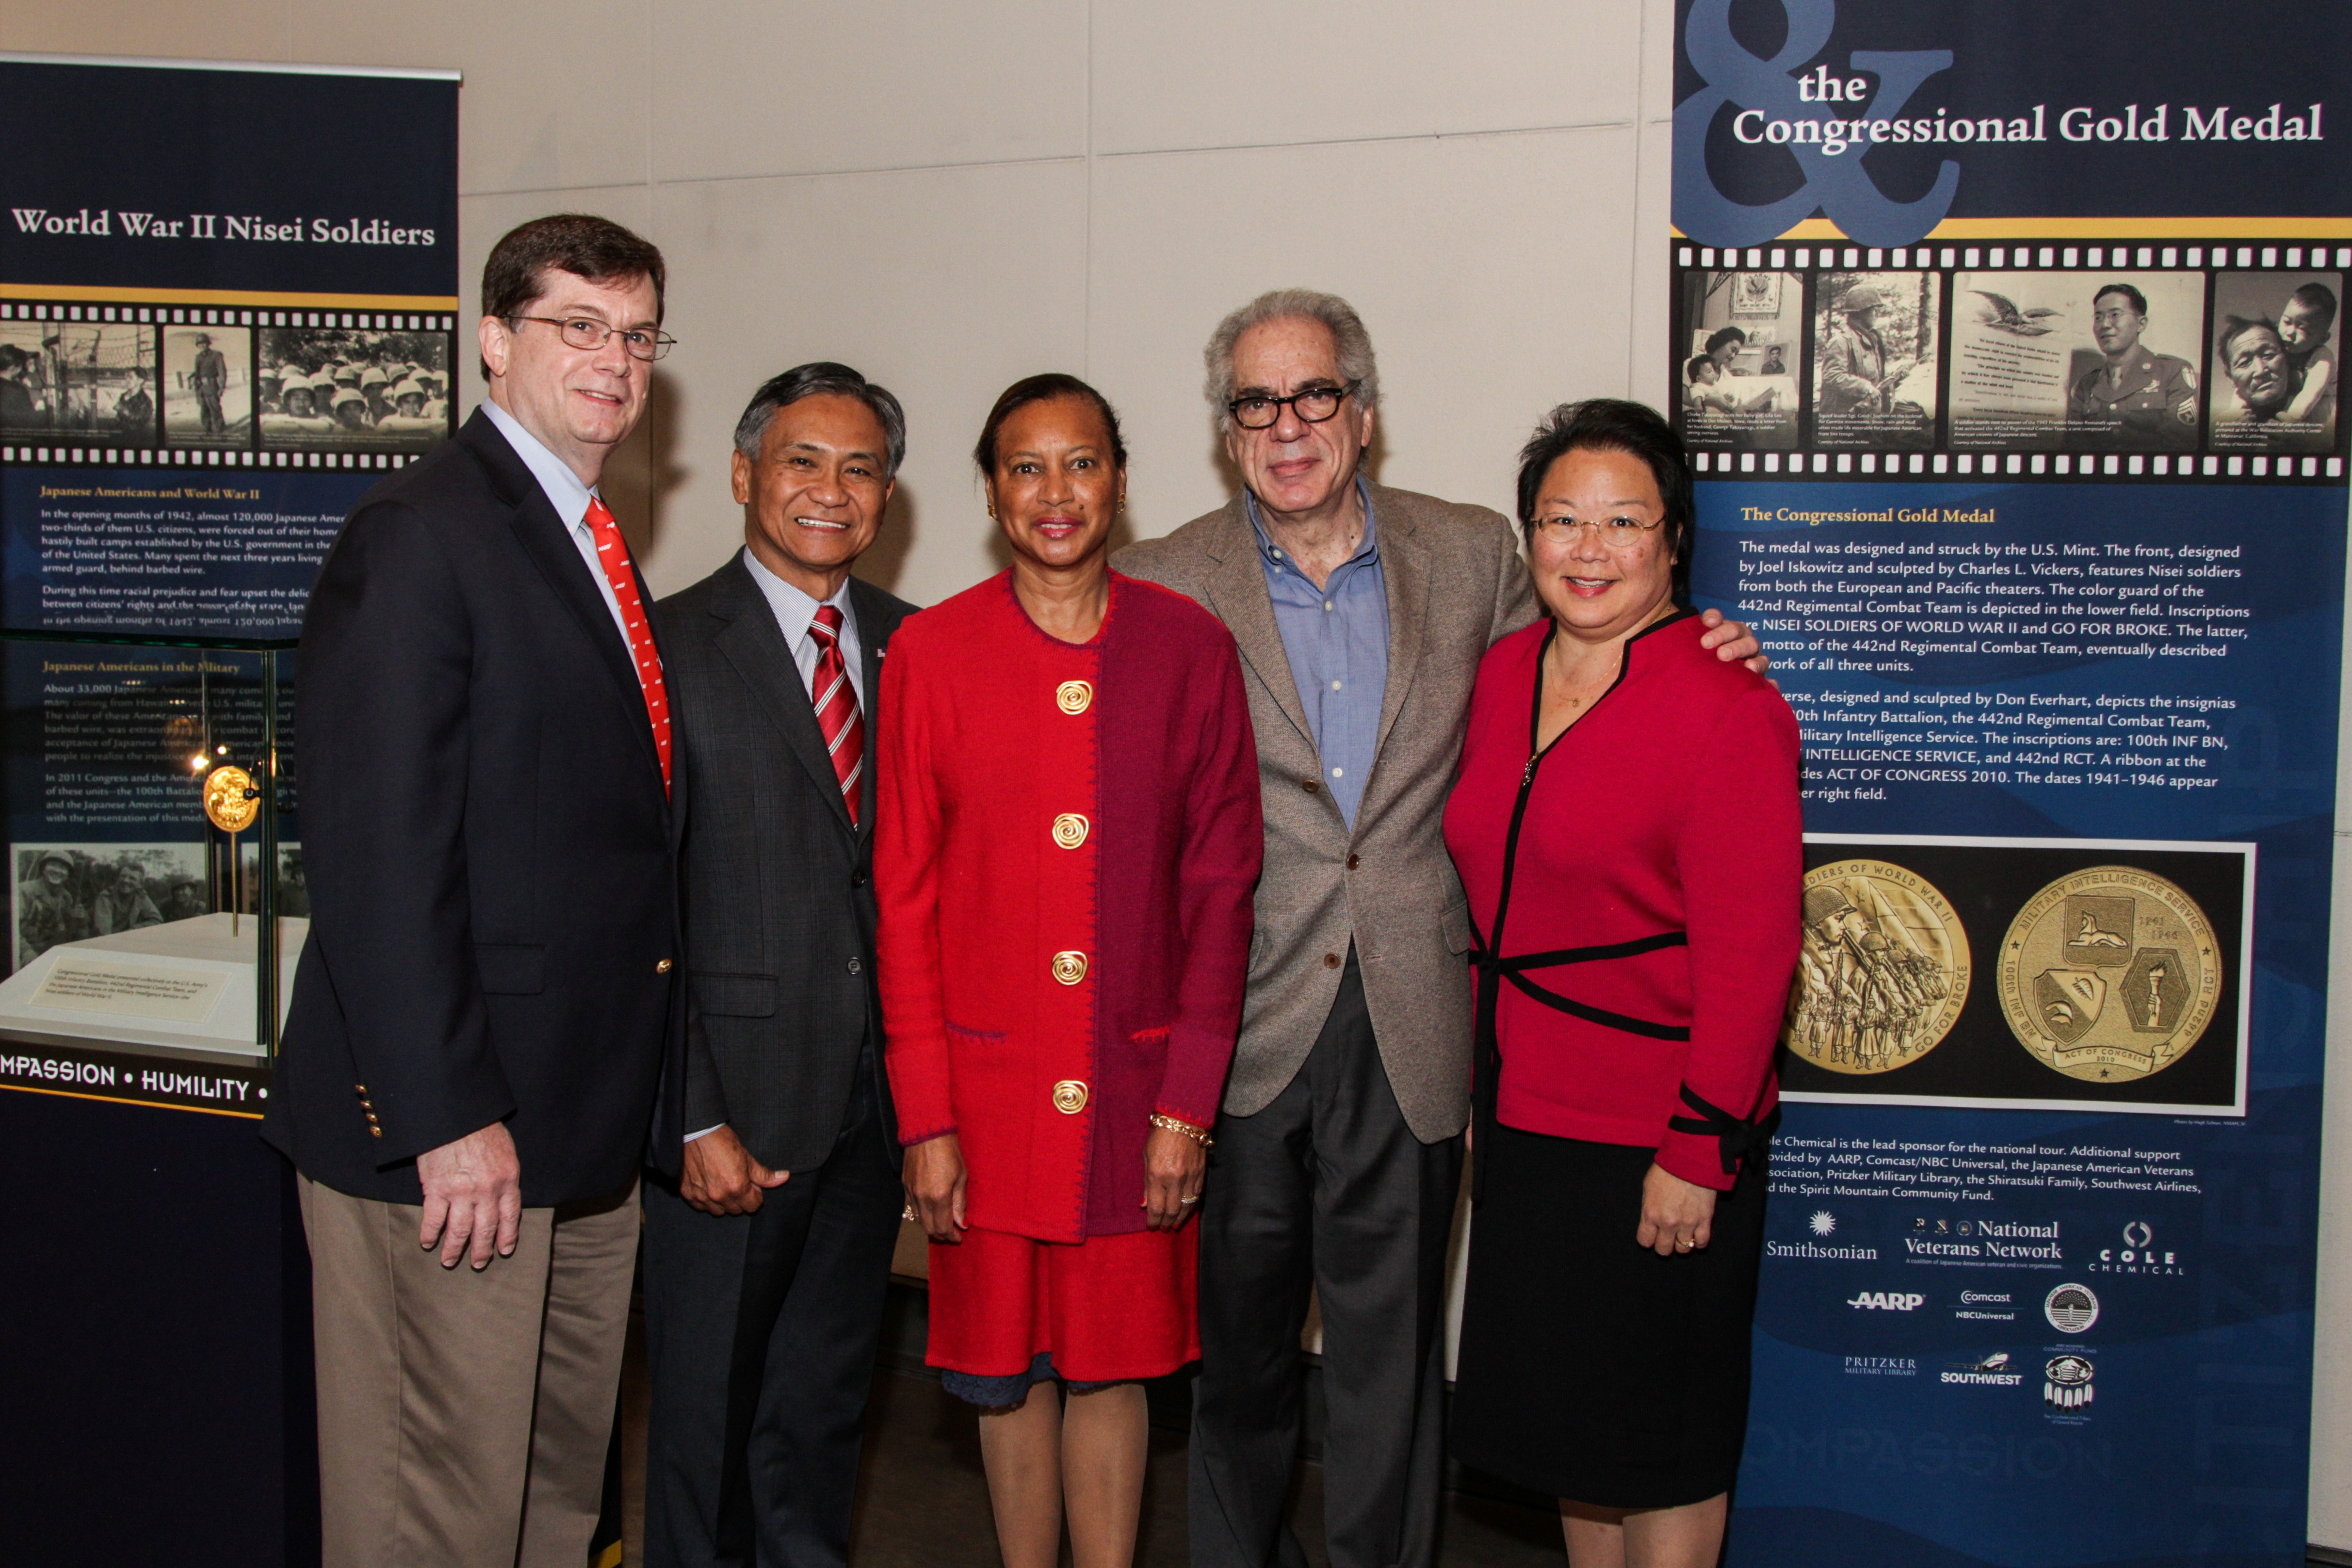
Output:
top-left (0, 631), bottom-right (296, 1070)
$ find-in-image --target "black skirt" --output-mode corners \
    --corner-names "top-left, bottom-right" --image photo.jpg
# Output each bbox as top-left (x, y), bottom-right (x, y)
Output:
top-left (1450, 1122), bottom-right (1768, 1509)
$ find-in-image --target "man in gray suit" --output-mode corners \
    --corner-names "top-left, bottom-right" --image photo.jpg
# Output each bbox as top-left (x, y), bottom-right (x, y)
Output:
top-left (644, 364), bottom-right (917, 1568)
top-left (1116, 291), bottom-right (1759, 1568)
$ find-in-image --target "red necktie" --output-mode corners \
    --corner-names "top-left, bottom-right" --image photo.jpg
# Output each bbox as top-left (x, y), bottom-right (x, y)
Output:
top-left (808, 604), bottom-right (865, 825)
top-left (584, 496), bottom-right (671, 794)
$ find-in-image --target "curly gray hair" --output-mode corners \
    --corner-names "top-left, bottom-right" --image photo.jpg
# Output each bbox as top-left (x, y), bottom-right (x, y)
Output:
top-left (1202, 289), bottom-right (1380, 426)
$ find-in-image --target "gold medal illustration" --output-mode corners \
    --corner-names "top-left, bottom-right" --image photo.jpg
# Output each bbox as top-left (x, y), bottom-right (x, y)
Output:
top-left (1783, 860), bottom-right (1970, 1074)
top-left (202, 764), bottom-right (260, 833)
top-left (1997, 866), bottom-right (2219, 1082)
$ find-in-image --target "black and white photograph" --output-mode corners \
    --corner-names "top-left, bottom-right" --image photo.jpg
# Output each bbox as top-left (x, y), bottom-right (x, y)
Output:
top-left (11, 843), bottom-right (207, 972)
top-left (2210, 270), bottom-right (2341, 454)
top-left (1676, 269), bottom-right (1801, 451)
top-left (256, 324), bottom-right (454, 452)
top-left (1809, 269), bottom-right (1938, 450)
top-left (162, 324), bottom-right (252, 447)
top-left (1948, 271), bottom-right (2204, 453)
top-left (0, 321), bottom-right (158, 447)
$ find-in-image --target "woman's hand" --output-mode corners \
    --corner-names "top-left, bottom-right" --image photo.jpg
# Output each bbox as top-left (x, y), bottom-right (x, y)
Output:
top-left (903, 1133), bottom-right (968, 1244)
top-left (1637, 1162), bottom-right (1718, 1257)
top-left (1142, 1124), bottom-right (1206, 1231)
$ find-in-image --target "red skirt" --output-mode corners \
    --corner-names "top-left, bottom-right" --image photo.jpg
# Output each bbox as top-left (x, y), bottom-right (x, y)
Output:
top-left (927, 1223), bottom-right (1199, 1384)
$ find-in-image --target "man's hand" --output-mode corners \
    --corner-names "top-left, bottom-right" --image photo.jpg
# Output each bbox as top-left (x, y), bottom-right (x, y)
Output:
top-left (680, 1124), bottom-right (789, 1216)
top-left (1142, 1124), bottom-right (1206, 1231)
top-left (416, 1121), bottom-right (523, 1270)
top-left (903, 1133), bottom-right (967, 1244)
top-left (1697, 606), bottom-right (1769, 676)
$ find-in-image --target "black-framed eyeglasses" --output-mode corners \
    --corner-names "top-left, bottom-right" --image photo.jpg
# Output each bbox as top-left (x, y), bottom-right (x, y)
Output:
top-left (1227, 380), bottom-right (1359, 430)
top-left (506, 314), bottom-right (678, 361)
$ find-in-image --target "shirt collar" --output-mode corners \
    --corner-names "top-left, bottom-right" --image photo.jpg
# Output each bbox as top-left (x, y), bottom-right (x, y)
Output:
top-left (742, 546), bottom-right (853, 648)
top-left (481, 397), bottom-right (597, 532)
top-left (1244, 476), bottom-right (1379, 573)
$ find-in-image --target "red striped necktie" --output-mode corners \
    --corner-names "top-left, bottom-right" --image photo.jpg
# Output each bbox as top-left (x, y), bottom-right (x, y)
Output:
top-left (809, 604), bottom-right (865, 825)
top-left (583, 496), bottom-right (671, 794)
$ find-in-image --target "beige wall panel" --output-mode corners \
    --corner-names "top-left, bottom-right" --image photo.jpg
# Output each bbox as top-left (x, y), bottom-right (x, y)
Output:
top-left (453, 185), bottom-right (659, 550)
top-left (1087, 126), bottom-right (1639, 544)
top-left (1089, 0), bottom-right (1638, 155)
top-left (0, 0), bottom-right (292, 62)
top-left (640, 159), bottom-right (1089, 606)
top-left (649, 0), bottom-right (1087, 183)
top-left (292, 1), bottom-right (650, 196)
top-left (1629, 117), bottom-right (1673, 411)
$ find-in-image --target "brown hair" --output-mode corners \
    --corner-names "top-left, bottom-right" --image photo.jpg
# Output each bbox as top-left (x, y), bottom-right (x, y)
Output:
top-left (481, 213), bottom-right (667, 326)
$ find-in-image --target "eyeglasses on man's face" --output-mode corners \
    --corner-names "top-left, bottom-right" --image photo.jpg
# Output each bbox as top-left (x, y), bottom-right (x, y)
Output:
top-left (506, 314), bottom-right (678, 361)
top-left (1227, 380), bottom-right (1359, 430)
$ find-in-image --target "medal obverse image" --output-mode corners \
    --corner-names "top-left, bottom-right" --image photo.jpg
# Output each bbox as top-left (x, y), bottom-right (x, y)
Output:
top-left (1784, 859), bottom-right (1970, 1074)
top-left (1998, 865), bottom-right (2219, 1082)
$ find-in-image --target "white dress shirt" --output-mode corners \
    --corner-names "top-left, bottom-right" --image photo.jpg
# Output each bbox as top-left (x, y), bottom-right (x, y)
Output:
top-left (479, 398), bottom-right (633, 650)
top-left (741, 546), bottom-right (864, 710)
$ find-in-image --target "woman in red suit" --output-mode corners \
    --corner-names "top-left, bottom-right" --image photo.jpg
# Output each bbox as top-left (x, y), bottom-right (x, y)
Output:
top-left (877, 374), bottom-right (1262, 1568)
top-left (1443, 400), bottom-right (1800, 1568)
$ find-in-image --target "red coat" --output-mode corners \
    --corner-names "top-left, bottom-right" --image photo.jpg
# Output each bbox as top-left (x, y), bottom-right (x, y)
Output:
top-left (877, 571), bottom-right (1263, 1241)
top-left (1442, 612), bottom-right (1800, 1190)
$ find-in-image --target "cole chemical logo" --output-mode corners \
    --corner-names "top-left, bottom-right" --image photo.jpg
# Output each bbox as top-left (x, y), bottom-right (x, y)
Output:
top-left (2044, 1354), bottom-right (2096, 1412)
top-left (1942, 1351), bottom-right (2026, 1387)
top-left (1849, 1290), bottom-right (1926, 1311)
top-left (2044, 1282), bottom-right (2101, 1335)
top-left (2094, 1220), bottom-right (2186, 1277)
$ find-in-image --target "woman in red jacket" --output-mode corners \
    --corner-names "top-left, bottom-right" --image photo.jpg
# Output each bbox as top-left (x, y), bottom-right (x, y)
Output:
top-left (878, 374), bottom-right (1262, 1568)
top-left (1443, 399), bottom-right (1800, 1568)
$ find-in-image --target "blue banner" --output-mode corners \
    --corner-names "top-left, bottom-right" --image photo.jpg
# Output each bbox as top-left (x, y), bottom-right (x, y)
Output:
top-left (1674, 4), bottom-right (2347, 1563)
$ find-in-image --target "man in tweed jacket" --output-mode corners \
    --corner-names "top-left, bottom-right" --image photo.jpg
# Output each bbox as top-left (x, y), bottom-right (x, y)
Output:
top-left (1116, 290), bottom-right (1760, 1568)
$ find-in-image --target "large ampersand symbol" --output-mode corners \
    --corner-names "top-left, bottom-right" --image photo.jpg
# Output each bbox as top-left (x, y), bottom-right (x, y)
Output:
top-left (1673, 0), bottom-right (1959, 249)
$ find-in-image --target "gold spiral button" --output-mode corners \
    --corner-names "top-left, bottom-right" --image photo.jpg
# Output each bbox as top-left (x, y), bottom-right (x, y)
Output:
top-left (1051, 950), bottom-right (1089, 985)
top-left (1052, 813), bottom-right (1090, 850)
top-left (1056, 679), bottom-right (1093, 715)
top-left (1052, 1080), bottom-right (1089, 1114)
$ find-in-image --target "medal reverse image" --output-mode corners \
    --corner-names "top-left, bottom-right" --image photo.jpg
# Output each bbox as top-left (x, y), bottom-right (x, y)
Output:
top-left (1997, 865), bottom-right (2220, 1083)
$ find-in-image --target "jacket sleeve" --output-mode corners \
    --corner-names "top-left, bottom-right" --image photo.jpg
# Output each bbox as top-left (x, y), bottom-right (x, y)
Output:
top-left (874, 634), bottom-right (956, 1145)
top-left (1657, 685), bottom-right (1803, 1190)
top-left (1486, 515), bottom-right (1542, 647)
top-left (299, 499), bottom-right (513, 1163)
top-left (1155, 634), bottom-right (1265, 1128)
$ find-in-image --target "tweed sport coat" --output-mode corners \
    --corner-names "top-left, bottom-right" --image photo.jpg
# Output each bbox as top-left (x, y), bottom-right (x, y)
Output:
top-left (1115, 483), bottom-right (1540, 1141)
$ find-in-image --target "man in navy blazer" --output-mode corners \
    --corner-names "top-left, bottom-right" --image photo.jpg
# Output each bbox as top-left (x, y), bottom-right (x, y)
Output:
top-left (263, 213), bottom-right (686, 1568)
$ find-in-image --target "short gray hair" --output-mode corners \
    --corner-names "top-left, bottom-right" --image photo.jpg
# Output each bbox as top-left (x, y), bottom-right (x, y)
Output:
top-left (732, 360), bottom-right (908, 476)
top-left (1202, 289), bottom-right (1380, 425)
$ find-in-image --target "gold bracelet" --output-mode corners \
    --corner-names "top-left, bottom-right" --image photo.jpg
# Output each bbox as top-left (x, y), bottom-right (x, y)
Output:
top-left (1149, 1112), bottom-right (1214, 1148)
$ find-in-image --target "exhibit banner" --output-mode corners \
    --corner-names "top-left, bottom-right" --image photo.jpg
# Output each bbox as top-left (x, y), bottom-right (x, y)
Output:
top-left (1671, 3), bottom-right (2349, 1564)
top-left (0, 54), bottom-right (458, 1115)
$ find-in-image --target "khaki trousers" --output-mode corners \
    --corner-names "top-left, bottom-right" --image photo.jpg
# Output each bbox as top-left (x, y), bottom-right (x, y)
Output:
top-left (299, 1174), bottom-right (640, 1568)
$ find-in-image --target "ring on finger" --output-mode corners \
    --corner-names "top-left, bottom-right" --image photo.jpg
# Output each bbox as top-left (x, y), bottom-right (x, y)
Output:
top-left (1179, 1194), bottom-right (1199, 1204)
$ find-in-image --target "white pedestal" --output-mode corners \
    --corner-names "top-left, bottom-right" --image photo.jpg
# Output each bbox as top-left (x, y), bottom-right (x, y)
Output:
top-left (0, 913), bottom-right (306, 1058)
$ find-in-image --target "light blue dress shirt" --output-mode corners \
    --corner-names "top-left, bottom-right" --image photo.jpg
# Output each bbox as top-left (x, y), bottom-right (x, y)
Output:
top-left (1246, 478), bottom-right (1389, 827)
top-left (479, 398), bottom-right (633, 651)
top-left (741, 548), bottom-right (864, 710)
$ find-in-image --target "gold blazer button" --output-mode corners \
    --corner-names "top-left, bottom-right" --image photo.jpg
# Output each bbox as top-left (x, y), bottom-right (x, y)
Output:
top-left (656, 958), bottom-right (674, 974)
top-left (1052, 1079), bottom-right (1089, 1114)
top-left (1052, 813), bottom-right (1091, 850)
top-left (1056, 679), bottom-right (1094, 715)
top-left (1052, 950), bottom-right (1089, 985)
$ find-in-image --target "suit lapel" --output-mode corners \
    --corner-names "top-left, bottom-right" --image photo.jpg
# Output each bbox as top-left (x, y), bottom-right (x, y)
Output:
top-left (1370, 489), bottom-right (1430, 760)
top-left (848, 578), bottom-right (899, 850)
top-left (710, 559), bottom-right (856, 839)
top-left (1199, 502), bottom-right (1315, 750)
top-left (468, 413), bottom-right (666, 793)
